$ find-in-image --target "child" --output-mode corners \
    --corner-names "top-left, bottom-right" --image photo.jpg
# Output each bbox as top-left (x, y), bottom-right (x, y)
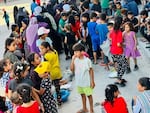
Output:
top-left (8, 62), bottom-right (44, 112)
top-left (40, 42), bottom-right (62, 105)
top-left (58, 12), bottom-right (68, 57)
top-left (124, 11), bottom-right (139, 33)
top-left (10, 24), bottom-right (20, 38)
top-left (64, 24), bottom-right (76, 57)
top-left (109, 16), bottom-right (129, 87)
top-left (0, 96), bottom-right (8, 113)
top-left (87, 12), bottom-right (100, 64)
top-left (10, 91), bottom-right (22, 113)
top-left (123, 22), bottom-right (141, 72)
top-left (80, 13), bottom-right (93, 58)
top-left (101, 84), bottom-right (128, 113)
top-left (3, 38), bottom-right (20, 63)
top-left (96, 13), bottom-right (109, 69)
top-left (16, 83), bottom-right (41, 113)
top-left (3, 10), bottom-right (9, 30)
top-left (132, 77), bottom-right (150, 113)
top-left (34, 61), bottom-right (58, 113)
top-left (70, 43), bottom-right (95, 113)
top-left (27, 53), bottom-right (42, 90)
top-left (115, 1), bottom-right (122, 17)
top-left (36, 27), bottom-right (53, 50)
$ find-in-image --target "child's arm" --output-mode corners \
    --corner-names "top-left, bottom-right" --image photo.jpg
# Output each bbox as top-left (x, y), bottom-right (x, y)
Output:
top-left (70, 55), bottom-right (76, 72)
top-left (31, 87), bottom-right (45, 112)
top-left (33, 87), bottom-right (45, 95)
top-left (64, 36), bottom-right (67, 44)
top-left (133, 32), bottom-right (137, 50)
top-left (89, 68), bottom-right (95, 89)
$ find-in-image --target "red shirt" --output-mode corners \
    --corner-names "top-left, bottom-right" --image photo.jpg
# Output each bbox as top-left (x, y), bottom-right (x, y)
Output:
top-left (71, 21), bottom-right (81, 38)
top-left (16, 101), bottom-right (40, 113)
top-left (110, 30), bottom-right (123, 55)
top-left (103, 97), bottom-right (128, 113)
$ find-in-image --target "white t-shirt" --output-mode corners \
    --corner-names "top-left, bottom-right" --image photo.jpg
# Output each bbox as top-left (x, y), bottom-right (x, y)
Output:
top-left (74, 57), bottom-right (92, 87)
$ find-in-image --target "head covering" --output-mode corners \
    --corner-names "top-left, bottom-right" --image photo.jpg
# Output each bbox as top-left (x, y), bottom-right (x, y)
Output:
top-left (63, 4), bottom-right (70, 12)
top-left (34, 6), bottom-right (42, 16)
top-left (34, 61), bottom-right (50, 75)
top-left (38, 27), bottom-right (50, 36)
top-left (26, 17), bottom-right (39, 52)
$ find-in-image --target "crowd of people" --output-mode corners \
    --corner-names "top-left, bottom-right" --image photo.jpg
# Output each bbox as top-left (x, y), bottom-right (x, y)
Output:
top-left (0, 0), bottom-right (150, 112)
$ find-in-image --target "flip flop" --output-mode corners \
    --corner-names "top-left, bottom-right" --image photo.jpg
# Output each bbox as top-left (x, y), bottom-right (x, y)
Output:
top-left (77, 109), bottom-right (88, 113)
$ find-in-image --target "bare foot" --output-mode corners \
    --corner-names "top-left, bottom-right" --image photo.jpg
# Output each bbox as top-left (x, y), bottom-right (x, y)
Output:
top-left (77, 108), bottom-right (89, 113)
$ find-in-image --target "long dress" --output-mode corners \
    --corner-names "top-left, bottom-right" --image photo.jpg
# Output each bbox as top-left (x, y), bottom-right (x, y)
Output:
top-left (124, 31), bottom-right (141, 58)
top-left (40, 78), bottom-right (58, 113)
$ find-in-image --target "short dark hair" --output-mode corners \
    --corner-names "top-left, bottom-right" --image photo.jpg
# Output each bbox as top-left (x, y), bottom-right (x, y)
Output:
top-left (139, 77), bottom-right (150, 90)
top-left (61, 12), bottom-right (67, 17)
top-left (90, 12), bottom-right (97, 19)
top-left (127, 11), bottom-right (133, 15)
top-left (73, 42), bottom-right (85, 51)
top-left (107, 22), bottom-right (114, 27)
top-left (11, 24), bottom-right (18, 31)
top-left (99, 13), bottom-right (106, 21)
top-left (140, 10), bottom-right (148, 17)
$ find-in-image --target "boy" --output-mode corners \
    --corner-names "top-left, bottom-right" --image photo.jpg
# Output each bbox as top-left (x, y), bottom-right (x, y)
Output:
top-left (87, 12), bottom-right (100, 64)
top-left (70, 43), bottom-right (95, 113)
top-left (96, 13), bottom-right (109, 69)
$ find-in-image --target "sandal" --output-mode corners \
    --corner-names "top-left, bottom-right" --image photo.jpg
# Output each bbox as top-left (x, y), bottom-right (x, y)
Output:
top-left (77, 109), bottom-right (88, 113)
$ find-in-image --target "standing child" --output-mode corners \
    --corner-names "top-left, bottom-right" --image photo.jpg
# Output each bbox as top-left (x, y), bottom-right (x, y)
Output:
top-left (3, 10), bottom-right (9, 30)
top-left (16, 83), bottom-right (41, 113)
top-left (123, 22), bottom-right (141, 72)
top-left (64, 24), bottom-right (76, 58)
top-left (3, 38), bottom-right (20, 64)
top-left (87, 12), bottom-right (100, 64)
top-left (109, 16), bottom-right (129, 87)
top-left (40, 42), bottom-right (62, 106)
top-left (34, 61), bottom-right (58, 113)
top-left (101, 84), bottom-right (128, 113)
top-left (27, 53), bottom-right (42, 90)
top-left (70, 43), bottom-right (95, 113)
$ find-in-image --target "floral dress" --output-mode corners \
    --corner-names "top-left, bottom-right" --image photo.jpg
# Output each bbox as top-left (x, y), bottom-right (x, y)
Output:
top-left (40, 78), bottom-right (58, 113)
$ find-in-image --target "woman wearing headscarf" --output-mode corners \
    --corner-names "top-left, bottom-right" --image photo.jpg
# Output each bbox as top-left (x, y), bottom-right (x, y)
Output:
top-left (26, 17), bottom-right (39, 54)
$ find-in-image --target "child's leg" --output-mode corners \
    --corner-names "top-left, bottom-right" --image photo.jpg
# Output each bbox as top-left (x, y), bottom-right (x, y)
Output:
top-left (81, 94), bottom-right (88, 112)
top-left (53, 79), bottom-right (62, 105)
top-left (133, 58), bottom-right (139, 71)
top-left (87, 95), bottom-right (94, 113)
top-left (93, 51), bottom-right (97, 64)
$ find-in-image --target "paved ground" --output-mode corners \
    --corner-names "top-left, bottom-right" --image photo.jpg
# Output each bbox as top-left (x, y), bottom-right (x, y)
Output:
top-left (0, 1), bottom-right (150, 113)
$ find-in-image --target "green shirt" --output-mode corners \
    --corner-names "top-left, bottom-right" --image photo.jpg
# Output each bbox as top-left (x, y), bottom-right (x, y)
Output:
top-left (58, 18), bottom-right (66, 35)
top-left (100, 0), bottom-right (109, 9)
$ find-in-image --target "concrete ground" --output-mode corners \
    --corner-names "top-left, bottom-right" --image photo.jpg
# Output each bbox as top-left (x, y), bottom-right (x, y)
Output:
top-left (0, 1), bottom-right (150, 113)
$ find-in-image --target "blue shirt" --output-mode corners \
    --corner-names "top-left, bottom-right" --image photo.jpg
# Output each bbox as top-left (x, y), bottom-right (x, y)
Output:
top-left (96, 23), bottom-right (108, 45)
top-left (87, 22), bottom-right (99, 39)
top-left (31, 2), bottom-right (38, 13)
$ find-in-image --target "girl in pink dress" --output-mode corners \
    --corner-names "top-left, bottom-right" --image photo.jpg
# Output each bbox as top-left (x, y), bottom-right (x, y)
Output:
top-left (123, 22), bottom-right (141, 72)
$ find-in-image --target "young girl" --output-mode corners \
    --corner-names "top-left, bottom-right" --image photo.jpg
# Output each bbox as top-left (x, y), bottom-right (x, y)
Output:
top-left (27, 53), bottom-right (42, 90)
top-left (8, 62), bottom-right (44, 112)
top-left (132, 77), bottom-right (150, 113)
top-left (10, 91), bottom-right (22, 113)
top-left (123, 22), bottom-right (141, 72)
top-left (40, 42), bottom-right (62, 105)
top-left (64, 24), bottom-right (76, 57)
top-left (3, 38), bottom-right (19, 63)
top-left (16, 83), bottom-right (41, 113)
top-left (109, 16), bottom-right (129, 87)
top-left (101, 84), bottom-right (128, 113)
top-left (34, 61), bottom-right (58, 113)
